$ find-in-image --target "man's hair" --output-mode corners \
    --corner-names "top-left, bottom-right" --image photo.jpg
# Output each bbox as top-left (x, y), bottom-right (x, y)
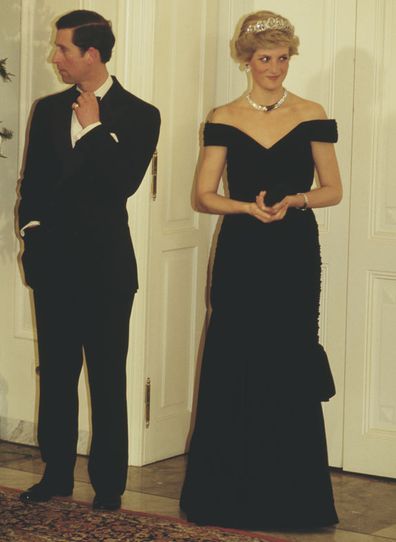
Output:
top-left (56, 10), bottom-right (115, 63)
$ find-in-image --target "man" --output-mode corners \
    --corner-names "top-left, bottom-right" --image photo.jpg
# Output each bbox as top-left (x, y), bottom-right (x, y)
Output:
top-left (17, 10), bottom-right (160, 510)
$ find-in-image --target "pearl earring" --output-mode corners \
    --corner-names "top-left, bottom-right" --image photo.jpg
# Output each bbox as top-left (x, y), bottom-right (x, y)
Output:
top-left (244, 64), bottom-right (251, 73)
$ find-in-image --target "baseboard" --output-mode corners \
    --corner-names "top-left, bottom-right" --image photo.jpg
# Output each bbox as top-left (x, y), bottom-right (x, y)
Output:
top-left (0, 417), bottom-right (90, 454)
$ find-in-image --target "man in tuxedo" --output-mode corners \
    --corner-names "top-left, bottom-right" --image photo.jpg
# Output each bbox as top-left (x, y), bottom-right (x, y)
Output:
top-left (17, 10), bottom-right (160, 510)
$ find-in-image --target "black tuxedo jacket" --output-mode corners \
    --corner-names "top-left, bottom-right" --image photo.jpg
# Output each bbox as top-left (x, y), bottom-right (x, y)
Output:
top-left (18, 77), bottom-right (160, 292)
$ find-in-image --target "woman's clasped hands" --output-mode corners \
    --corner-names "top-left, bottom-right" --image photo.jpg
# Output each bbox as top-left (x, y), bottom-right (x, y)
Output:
top-left (248, 190), bottom-right (290, 223)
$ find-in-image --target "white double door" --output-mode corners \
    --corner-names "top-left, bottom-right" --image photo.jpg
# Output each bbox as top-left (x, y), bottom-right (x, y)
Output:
top-left (138, 0), bottom-right (396, 477)
top-left (132, 0), bottom-right (353, 467)
top-left (124, 0), bottom-right (218, 465)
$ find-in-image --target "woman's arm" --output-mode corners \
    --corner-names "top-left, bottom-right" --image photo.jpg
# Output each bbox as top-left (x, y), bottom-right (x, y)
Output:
top-left (305, 140), bottom-right (342, 207)
top-left (194, 145), bottom-right (275, 222)
top-left (195, 145), bottom-right (241, 213)
top-left (269, 99), bottom-right (342, 214)
top-left (269, 140), bottom-right (342, 215)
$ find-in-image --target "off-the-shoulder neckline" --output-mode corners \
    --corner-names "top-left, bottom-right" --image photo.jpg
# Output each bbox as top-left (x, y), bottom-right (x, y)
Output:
top-left (205, 119), bottom-right (336, 151)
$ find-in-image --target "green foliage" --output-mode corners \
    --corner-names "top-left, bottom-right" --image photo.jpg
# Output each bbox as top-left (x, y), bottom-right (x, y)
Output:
top-left (0, 58), bottom-right (14, 82)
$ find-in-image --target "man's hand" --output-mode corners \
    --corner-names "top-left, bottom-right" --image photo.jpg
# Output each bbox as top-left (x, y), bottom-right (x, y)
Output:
top-left (72, 91), bottom-right (100, 128)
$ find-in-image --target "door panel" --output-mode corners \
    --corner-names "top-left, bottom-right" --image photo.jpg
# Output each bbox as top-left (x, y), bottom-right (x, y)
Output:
top-left (142, 0), bottom-right (218, 464)
top-left (343, 0), bottom-right (396, 477)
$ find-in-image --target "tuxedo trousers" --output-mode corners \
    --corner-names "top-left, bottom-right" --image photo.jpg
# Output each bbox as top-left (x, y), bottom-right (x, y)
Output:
top-left (33, 279), bottom-right (134, 497)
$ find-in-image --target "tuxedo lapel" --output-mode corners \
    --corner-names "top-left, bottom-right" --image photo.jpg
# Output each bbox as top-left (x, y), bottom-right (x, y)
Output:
top-left (52, 86), bottom-right (79, 162)
top-left (98, 77), bottom-right (126, 126)
top-left (49, 87), bottom-right (85, 194)
top-left (51, 79), bottom-right (126, 190)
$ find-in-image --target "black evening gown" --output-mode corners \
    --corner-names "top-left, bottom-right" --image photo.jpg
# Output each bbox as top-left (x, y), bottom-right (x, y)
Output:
top-left (180, 120), bottom-right (339, 529)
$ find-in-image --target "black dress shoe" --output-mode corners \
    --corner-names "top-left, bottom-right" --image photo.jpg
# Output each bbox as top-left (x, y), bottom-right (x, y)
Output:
top-left (20, 482), bottom-right (73, 503)
top-left (92, 494), bottom-right (121, 511)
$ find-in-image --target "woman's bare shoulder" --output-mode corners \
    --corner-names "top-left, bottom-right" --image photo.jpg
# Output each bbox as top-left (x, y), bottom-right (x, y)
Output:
top-left (207, 98), bottom-right (247, 124)
top-left (288, 93), bottom-right (328, 121)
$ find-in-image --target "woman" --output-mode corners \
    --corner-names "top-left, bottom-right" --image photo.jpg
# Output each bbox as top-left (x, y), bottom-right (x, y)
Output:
top-left (180, 10), bottom-right (342, 530)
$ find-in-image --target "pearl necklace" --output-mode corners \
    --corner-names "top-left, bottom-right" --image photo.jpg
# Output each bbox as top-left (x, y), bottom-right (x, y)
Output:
top-left (246, 89), bottom-right (288, 112)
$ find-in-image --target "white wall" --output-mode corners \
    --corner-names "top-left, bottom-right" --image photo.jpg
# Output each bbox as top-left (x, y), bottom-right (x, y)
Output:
top-left (0, 0), bottom-right (38, 444)
top-left (0, 0), bottom-right (354, 457)
top-left (2, 0), bottom-right (394, 477)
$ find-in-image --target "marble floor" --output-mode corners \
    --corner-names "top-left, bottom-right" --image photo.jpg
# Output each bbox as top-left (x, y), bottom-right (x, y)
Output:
top-left (1, 440), bottom-right (396, 542)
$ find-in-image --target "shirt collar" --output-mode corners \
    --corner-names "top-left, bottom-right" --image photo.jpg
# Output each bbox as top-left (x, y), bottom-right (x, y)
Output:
top-left (76, 74), bottom-right (113, 99)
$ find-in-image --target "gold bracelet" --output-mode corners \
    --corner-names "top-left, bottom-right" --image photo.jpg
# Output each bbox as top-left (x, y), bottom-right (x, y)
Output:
top-left (297, 192), bottom-right (308, 211)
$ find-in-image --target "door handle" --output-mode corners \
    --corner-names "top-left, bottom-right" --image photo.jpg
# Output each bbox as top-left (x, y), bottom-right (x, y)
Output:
top-left (151, 149), bottom-right (158, 201)
top-left (145, 377), bottom-right (151, 428)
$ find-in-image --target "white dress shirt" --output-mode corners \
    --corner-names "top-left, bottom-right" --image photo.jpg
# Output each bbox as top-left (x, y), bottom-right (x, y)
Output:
top-left (71, 74), bottom-right (113, 147)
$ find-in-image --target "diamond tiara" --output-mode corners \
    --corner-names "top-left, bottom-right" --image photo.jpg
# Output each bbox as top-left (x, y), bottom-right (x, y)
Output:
top-left (244, 17), bottom-right (293, 35)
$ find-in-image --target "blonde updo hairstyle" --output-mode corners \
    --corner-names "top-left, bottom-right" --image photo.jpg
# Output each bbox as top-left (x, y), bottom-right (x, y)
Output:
top-left (232, 10), bottom-right (299, 64)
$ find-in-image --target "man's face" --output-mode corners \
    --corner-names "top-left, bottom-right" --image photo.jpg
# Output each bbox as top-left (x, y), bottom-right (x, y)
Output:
top-left (52, 28), bottom-right (90, 85)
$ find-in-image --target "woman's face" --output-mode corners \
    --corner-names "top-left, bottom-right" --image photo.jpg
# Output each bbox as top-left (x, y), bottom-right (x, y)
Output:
top-left (248, 46), bottom-right (290, 91)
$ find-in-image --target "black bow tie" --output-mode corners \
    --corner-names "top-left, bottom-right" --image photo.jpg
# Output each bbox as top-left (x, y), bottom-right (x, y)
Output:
top-left (71, 88), bottom-right (102, 101)
top-left (70, 87), bottom-right (80, 103)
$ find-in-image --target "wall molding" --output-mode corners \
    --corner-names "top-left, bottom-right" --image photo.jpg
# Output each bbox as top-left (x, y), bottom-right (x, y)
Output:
top-left (364, 270), bottom-right (396, 436)
top-left (0, 416), bottom-right (90, 454)
top-left (13, 0), bottom-right (36, 342)
top-left (370, 0), bottom-right (396, 239)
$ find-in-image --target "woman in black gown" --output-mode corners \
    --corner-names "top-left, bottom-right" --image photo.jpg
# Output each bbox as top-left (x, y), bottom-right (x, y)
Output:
top-left (180, 10), bottom-right (342, 530)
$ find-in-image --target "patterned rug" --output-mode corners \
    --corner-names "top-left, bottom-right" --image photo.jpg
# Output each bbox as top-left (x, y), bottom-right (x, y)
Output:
top-left (0, 486), bottom-right (287, 542)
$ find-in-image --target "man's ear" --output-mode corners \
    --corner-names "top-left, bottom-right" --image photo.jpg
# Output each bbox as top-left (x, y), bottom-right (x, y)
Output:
top-left (85, 47), bottom-right (101, 64)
